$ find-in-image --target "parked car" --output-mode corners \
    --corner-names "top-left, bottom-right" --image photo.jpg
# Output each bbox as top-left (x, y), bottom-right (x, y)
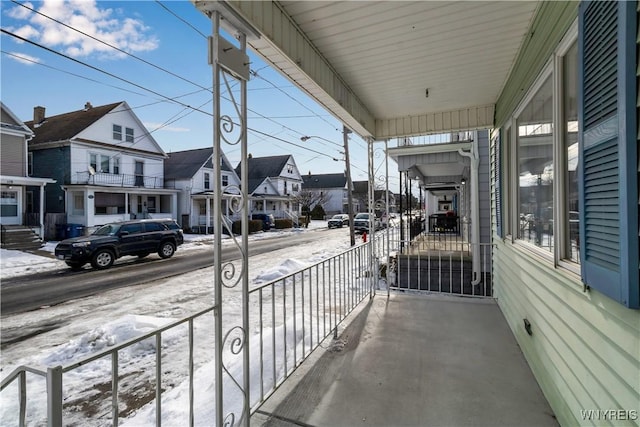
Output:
top-left (55, 219), bottom-right (184, 270)
top-left (353, 212), bottom-right (381, 233)
top-left (251, 213), bottom-right (275, 231)
top-left (328, 214), bottom-right (350, 228)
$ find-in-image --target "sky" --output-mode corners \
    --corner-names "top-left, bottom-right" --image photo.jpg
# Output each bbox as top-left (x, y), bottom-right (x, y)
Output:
top-left (0, 0), bottom-right (391, 187)
top-left (0, 220), bottom-right (384, 425)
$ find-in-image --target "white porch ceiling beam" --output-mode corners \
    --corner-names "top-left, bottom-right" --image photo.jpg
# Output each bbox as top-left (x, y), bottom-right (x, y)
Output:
top-left (226, 0), bottom-right (376, 137)
top-left (376, 105), bottom-right (495, 139)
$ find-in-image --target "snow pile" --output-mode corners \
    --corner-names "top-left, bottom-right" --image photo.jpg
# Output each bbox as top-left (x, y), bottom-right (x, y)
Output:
top-left (252, 258), bottom-right (308, 284)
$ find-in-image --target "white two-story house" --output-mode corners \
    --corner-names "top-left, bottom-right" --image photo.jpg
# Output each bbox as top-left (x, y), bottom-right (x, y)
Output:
top-left (25, 101), bottom-right (178, 231)
top-left (235, 154), bottom-right (303, 220)
top-left (164, 147), bottom-right (241, 233)
top-left (302, 172), bottom-right (353, 215)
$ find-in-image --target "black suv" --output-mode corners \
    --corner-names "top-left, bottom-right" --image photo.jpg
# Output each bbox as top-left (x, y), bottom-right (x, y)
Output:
top-left (55, 219), bottom-right (184, 270)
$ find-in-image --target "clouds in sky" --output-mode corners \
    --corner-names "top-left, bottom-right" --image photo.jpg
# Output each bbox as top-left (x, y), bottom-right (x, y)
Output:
top-left (5, 51), bottom-right (41, 65)
top-left (6, 0), bottom-right (158, 59)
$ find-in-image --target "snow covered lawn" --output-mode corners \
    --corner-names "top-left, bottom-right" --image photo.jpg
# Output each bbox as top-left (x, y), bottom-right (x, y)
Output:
top-left (1, 221), bottom-right (372, 426)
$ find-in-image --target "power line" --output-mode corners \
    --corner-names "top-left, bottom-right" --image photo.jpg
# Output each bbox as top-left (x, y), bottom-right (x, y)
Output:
top-left (10, 0), bottom-right (212, 93)
top-left (1, 50), bottom-right (151, 98)
top-left (2, 21), bottom-right (366, 170)
top-left (2, 29), bottom-right (214, 116)
top-left (154, 0), bottom-right (208, 39)
top-left (7, 3), bottom-right (354, 156)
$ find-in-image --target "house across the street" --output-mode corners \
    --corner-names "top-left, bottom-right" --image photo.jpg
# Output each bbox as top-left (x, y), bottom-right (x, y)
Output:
top-left (24, 101), bottom-right (179, 236)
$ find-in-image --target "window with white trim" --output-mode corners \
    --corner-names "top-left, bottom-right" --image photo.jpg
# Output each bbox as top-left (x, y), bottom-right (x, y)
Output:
top-left (204, 172), bottom-right (211, 190)
top-left (504, 27), bottom-right (579, 267)
top-left (113, 124), bottom-right (122, 141)
top-left (90, 153), bottom-right (111, 173)
top-left (222, 174), bottom-right (228, 187)
top-left (125, 127), bottom-right (134, 143)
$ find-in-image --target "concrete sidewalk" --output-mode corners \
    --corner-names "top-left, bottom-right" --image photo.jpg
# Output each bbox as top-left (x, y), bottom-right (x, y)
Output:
top-left (252, 292), bottom-right (557, 427)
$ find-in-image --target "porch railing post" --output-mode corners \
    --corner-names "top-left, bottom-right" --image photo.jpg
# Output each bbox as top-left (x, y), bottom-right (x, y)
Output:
top-left (46, 366), bottom-right (63, 427)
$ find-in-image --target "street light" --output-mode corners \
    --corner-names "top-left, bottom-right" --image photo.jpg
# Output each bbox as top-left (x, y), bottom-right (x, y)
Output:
top-left (301, 129), bottom-right (356, 246)
top-left (300, 135), bottom-right (344, 149)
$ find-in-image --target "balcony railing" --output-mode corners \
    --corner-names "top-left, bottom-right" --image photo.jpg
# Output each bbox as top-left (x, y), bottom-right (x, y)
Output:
top-left (75, 171), bottom-right (166, 189)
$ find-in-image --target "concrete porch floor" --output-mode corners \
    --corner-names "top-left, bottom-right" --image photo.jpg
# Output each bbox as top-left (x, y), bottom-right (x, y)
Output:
top-left (252, 292), bottom-right (557, 427)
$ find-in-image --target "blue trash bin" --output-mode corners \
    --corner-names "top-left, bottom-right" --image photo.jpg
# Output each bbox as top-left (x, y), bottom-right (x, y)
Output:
top-left (66, 224), bottom-right (85, 238)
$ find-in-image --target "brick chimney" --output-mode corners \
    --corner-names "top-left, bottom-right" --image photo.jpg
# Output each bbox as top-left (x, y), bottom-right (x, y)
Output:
top-left (33, 106), bottom-right (45, 124)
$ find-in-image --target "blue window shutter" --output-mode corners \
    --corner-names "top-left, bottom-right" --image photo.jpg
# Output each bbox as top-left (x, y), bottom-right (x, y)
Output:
top-left (578, 0), bottom-right (639, 308)
top-left (493, 133), bottom-right (503, 238)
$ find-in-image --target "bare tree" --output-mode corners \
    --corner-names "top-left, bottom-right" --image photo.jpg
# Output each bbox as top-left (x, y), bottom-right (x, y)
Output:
top-left (292, 190), bottom-right (330, 227)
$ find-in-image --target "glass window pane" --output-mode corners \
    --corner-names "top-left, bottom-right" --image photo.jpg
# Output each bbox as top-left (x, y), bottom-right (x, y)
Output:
top-left (517, 74), bottom-right (554, 251)
top-left (113, 124), bottom-right (122, 140)
top-left (101, 155), bottom-right (110, 173)
top-left (564, 41), bottom-right (579, 263)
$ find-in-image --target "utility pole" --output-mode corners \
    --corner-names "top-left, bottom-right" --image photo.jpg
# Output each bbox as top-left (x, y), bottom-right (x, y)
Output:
top-left (343, 125), bottom-right (356, 246)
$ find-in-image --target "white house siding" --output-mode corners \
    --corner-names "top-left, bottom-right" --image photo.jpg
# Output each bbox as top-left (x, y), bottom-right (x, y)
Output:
top-left (75, 103), bottom-right (162, 154)
top-left (492, 3), bottom-right (639, 426)
top-left (323, 188), bottom-right (346, 214)
top-left (69, 144), bottom-right (165, 186)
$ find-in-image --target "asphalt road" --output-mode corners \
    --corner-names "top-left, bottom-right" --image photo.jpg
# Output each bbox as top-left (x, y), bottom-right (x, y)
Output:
top-left (1, 230), bottom-right (328, 315)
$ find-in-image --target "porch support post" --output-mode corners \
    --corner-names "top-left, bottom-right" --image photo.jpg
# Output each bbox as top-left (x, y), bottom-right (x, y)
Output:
top-left (39, 183), bottom-right (46, 238)
top-left (385, 139), bottom-right (390, 297)
top-left (206, 196), bottom-right (211, 235)
top-left (459, 141), bottom-right (480, 285)
top-left (367, 136), bottom-right (376, 297)
top-left (198, 2), bottom-right (256, 425)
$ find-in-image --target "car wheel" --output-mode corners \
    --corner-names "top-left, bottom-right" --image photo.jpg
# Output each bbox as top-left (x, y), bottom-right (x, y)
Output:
top-left (91, 249), bottom-right (114, 270)
top-left (65, 261), bottom-right (85, 271)
top-left (158, 241), bottom-right (176, 259)
top-left (137, 252), bottom-right (150, 259)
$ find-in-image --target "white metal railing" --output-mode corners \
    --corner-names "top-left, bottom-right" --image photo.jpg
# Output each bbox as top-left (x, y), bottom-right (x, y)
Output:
top-left (0, 306), bottom-right (215, 427)
top-left (0, 244), bottom-right (374, 426)
top-left (248, 242), bottom-right (373, 412)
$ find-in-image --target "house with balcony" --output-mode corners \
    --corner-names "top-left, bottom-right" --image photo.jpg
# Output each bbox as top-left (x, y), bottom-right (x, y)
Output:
top-left (301, 172), bottom-right (354, 215)
top-left (25, 101), bottom-right (178, 231)
top-left (234, 154), bottom-right (303, 220)
top-left (0, 102), bottom-right (55, 242)
top-left (164, 147), bottom-right (241, 233)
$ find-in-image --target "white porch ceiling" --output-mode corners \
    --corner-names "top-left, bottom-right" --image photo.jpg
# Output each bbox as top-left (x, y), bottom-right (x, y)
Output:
top-left (208, 0), bottom-right (540, 139)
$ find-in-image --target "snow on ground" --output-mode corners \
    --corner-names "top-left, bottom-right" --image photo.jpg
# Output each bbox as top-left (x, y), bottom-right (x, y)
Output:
top-left (0, 220), bottom-right (373, 426)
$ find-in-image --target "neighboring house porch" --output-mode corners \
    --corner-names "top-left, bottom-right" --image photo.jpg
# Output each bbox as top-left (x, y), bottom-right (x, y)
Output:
top-left (63, 184), bottom-right (178, 231)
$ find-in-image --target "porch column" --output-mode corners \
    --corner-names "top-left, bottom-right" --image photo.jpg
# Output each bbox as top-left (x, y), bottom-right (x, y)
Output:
top-left (198, 3), bottom-right (255, 425)
top-left (171, 193), bottom-right (178, 221)
top-left (206, 196), bottom-right (211, 234)
top-left (38, 183), bottom-right (46, 238)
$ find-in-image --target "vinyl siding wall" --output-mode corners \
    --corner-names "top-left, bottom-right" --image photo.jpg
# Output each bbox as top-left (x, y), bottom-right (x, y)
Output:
top-left (493, 3), bottom-right (640, 426)
top-left (0, 134), bottom-right (26, 176)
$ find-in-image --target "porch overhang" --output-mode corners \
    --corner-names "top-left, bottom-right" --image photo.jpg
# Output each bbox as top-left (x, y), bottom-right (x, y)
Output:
top-left (388, 141), bottom-right (471, 186)
top-left (1, 175), bottom-right (56, 186)
top-left (212, 1), bottom-right (540, 139)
